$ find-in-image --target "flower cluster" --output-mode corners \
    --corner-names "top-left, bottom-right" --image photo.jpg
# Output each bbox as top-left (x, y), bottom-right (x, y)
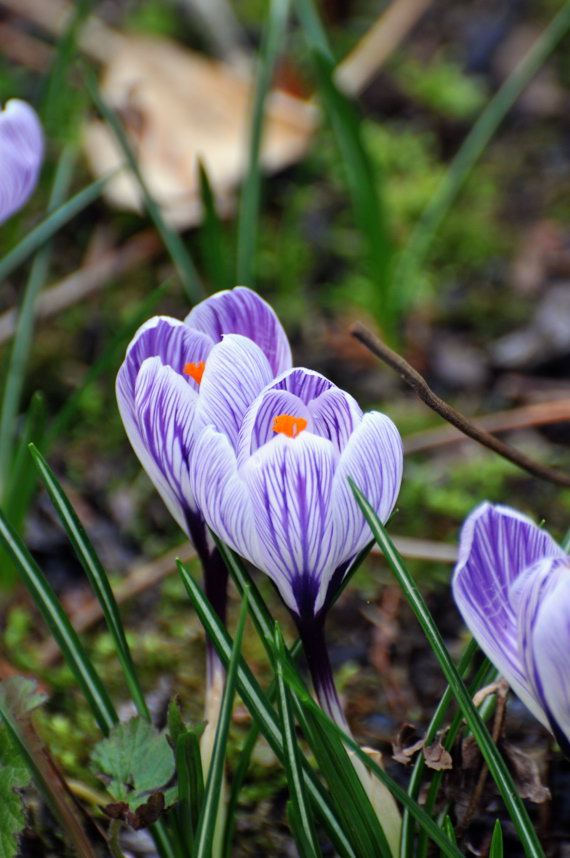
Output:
top-left (0, 99), bottom-right (43, 223)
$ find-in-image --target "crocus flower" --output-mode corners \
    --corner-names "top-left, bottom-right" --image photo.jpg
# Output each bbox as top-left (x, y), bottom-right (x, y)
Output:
top-left (116, 286), bottom-right (292, 572)
top-left (0, 99), bottom-right (43, 223)
top-left (116, 286), bottom-right (292, 769)
top-left (192, 367), bottom-right (403, 706)
top-left (192, 366), bottom-right (404, 854)
top-left (452, 502), bottom-right (570, 755)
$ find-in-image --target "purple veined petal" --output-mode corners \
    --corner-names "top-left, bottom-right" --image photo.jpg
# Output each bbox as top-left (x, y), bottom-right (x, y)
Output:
top-left (0, 99), bottom-right (43, 223)
top-left (184, 286), bottom-right (292, 376)
top-left (332, 412), bottom-right (403, 567)
top-left (514, 557), bottom-right (570, 736)
top-left (125, 357), bottom-right (199, 534)
top-left (195, 334), bottom-right (274, 449)
top-left (118, 316), bottom-right (213, 406)
top-left (272, 367), bottom-right (334, 403)
top-left (192, 425), bottom-right (259, 561)
top-left (236, 388), bottom-right (312, 467)
top-left (308, 387), bottom-right (363, 453)
top-left (452, 503), bottom-right (565, 712)
top-left (242, 432), bottom-right (339, 618)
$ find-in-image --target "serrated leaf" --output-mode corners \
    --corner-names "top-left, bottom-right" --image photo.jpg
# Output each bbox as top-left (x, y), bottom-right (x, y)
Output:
top-left (0, 678), bottom-right (46, 858)
top-left (90, 717), bottom-right (176, 816)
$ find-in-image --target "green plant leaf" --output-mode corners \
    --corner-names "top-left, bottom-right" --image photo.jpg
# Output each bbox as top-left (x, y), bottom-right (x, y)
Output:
top-left (350, 480), bottom-right (547, 858)
top-left (0, 679), bottom-right (44, 858)
top-left (490, 820), bottom-right (504, 858)
top-left (91, 718), bottom-right (177, 821)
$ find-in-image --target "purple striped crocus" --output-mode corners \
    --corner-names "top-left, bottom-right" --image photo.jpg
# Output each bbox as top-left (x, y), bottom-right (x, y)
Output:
top-left (116, 286), bottom-right (292, 767)
top-left (452, 502), bottom-right (570, 756)
top-left (0, 100), bottom-right (43, 223)
top-left (192, 367), bottom-right (403, 727)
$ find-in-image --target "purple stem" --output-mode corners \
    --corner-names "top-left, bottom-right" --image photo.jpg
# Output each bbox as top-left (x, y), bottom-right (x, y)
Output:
top-left (297, 615), bottom-right (352, 736)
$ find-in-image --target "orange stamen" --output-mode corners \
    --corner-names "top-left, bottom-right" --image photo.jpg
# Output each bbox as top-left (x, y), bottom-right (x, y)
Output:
top-left (272, 414), bottom-right (308, 438)
top-left (184, 361), bottom-right (206, 384)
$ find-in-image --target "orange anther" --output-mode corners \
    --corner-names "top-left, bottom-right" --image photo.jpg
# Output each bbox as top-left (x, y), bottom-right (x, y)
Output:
top-left (272, 414), bottom-right (308, 438)
top-left (184, 361), bottom-right (206, 384)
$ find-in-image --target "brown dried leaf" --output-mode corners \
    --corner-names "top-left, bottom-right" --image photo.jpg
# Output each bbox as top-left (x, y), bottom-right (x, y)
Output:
top-left (83, 35), bottom-right (317, 228)
top-left (392, 723), bottom-right (425, 765)
top-left (423, 735), bottom-right (453, 771)
top-left (104, 792), bottom-right (165, 830)
top-left (502, 741), bottom-right (551, 804)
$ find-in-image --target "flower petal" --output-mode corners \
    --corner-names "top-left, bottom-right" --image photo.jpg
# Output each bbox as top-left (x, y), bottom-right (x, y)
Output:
top-left (128, 357), bottom-right (199, 533)
top-left (272, 367), bottom-right (333, 403)
top-left (332, 412), bottom-right (403, 566)
top-left (192, 425), bottom-right (258, 560)
top-left (118, 316), bottom-right (213, 407)
top-left (195, 334), bottom-right (274, 448)
top-left (0, 99), bottom-right (43, 223)
top-left (236, 388), bottom-right (312, 466)
top-left (184, 286), bottom-right (292, 375)
top-left (514, 557), bottom-right (570, 737)
top-left (452, 503), bottom-right (565, 712)
top-left (242, 433), bottom-right (338, 617)
top-left (308, 387), bottom-right (363, 453)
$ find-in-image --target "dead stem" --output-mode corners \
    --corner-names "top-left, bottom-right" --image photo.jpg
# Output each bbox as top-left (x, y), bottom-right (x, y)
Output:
top-left (351, 322), bottom-right (570, 488)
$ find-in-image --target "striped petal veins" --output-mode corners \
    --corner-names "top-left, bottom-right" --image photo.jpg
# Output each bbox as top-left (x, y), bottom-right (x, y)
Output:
top-left (193, 368), bottom-right (403, 620)
top-left (0, 99), bottom-right (43, 223)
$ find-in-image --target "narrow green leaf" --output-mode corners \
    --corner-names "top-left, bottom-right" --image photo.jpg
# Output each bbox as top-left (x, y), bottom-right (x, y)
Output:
top-left (236, 0), bottom-right (290, 284)
top-left (177, 559), bottom-right (357, 858)
top-left (0, 175), bottom-right (108, 284)
top-left (274, 625), bottom-right (321, 858)
top-left (83, 68), bottom-right (204, 304)
top-left (298, 703), bottom-right (391, 858)
top-left (350, 480), bottom-right (547, 858)
top-left (29, 444), bottom-right (150, 720)
top-left (393, 1), bottom-right (570, 314)
top-left (193, 589), bottom-right (249, 858)
top-left (176, 729), bottom-right (204, 852)
top-left (309, 49), bottom-right (391, 330)
top-left (441, 816), bottom-right (456, 847)
top-left (197, 160), bottom-right (229, 292)
top-left (0, 510), bottom-right (117, 735)
top-left (490, 820), bottom-right (504, 858)
top-left (0, 145), bottom-right (76, 499)
top-left (45, 282), bottom-right (166, 445)
top-left (4, 392), bottom-right (45, 532)
top-left (285, 673), bottom-right (464, 858)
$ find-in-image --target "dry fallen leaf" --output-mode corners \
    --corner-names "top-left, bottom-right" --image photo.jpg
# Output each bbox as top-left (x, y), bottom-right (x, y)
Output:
top-left (83, 35), bottom-right (318, 228)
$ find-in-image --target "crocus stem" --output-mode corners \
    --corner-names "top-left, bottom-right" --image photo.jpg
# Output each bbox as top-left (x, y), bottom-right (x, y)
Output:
top-left (298, 615), bottom-right (401, 858)
top-left (297, 615), bottom-right (351, 735)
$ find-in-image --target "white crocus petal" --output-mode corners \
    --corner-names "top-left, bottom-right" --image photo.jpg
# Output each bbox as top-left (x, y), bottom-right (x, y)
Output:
top-left (196, 334), bottom-right (274, 449)
top-left (184, 285), bottom-right (292, 376)
top-left (242, 432), bottom-right (338, 617)
top-left (237, 389), bottom-right (311, 466)
top-left (132, 357), bottom-right (199, 533)
top-left (515, 558), bottom-right (570, 736)
top-left (332, 412), bottom-right (403, 567)
top-left (452, 503), bottom-right (565, 711)
top-left (308, 388), bottom-right (362, 453)
top-left (192, 425), bottom-right (258, 560)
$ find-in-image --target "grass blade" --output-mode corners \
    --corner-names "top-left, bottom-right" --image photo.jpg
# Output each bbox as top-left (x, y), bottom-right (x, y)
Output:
top-left (177, 559), bottom-right (357, 858)
top-left (0, 176), bottom-right (108, 284)
top-left (83, 67), bottom-right (204, 305)
top-left (274, 624), bottom-right (322, 858)
top-left (236, 0), bottom-right (290, 284)
top-left (393, 1), bottom-right (570, 314)
top-left (0, 145), bottom-right (76, 499)
top-left (175, 728), bottom-right (204, 853)
top-left (4, 391), bottom-right (45, 531)
top-left (29, 444), bottom-right (150, 721)
top-left (193, 590), bottom-right (249, 858)
top-left (198, 160), bottom-right (229, 292)
top-left (490, 820), bottom-right (504, 858)
top-left (0, 510), bottom-right (117, 735)
top-left (350, 480), bottom-right (547, 858)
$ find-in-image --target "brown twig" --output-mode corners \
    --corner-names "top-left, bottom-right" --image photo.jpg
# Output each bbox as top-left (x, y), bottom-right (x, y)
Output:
top-left (351, 321), bottom-right (570, 488)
